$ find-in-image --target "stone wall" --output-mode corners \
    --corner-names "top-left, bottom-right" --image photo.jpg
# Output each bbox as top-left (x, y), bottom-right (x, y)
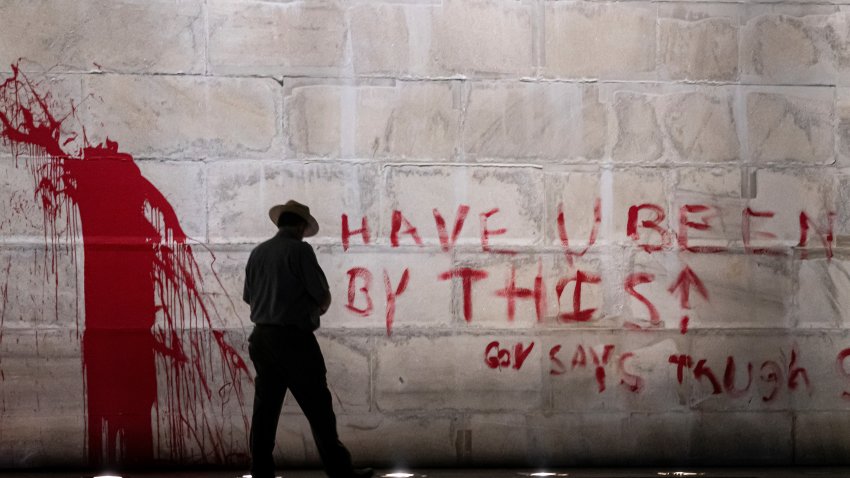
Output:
top-left (1, 0), bottom-right (850, 469)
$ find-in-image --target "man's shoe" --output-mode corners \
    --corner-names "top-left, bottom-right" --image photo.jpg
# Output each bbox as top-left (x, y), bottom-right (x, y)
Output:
top-left (350, 468), bottom-right (374, 478)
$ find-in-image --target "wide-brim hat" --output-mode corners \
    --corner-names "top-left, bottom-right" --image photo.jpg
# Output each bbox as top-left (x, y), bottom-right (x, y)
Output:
top-left (268, 200), bottom-right (319, 237)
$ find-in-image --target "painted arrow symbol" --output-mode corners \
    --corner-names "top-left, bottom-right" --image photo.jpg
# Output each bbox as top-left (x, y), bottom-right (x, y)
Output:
top-left (667, 265), bottom-right (709, 309)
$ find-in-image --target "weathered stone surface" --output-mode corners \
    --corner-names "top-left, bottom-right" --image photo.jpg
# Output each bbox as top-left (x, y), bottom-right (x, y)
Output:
top-left (337, 414), bottom-right (456, 466)
top-left (544, 2), bottom-right (656, 80)
top-left (796, 412), bottom-right (850, 464)
top-left (375, 335), bottom-right (544, 411)
top-left (382, 165), bottom-right (545, 248)
top-left (675, 253), bottom-right (793, 329)
top-left (610, 85), bottom-right (740, 164)
top-left (464, 83), bottom-right (606, 161)
top-left (0, 0), bottom-right (203, 74)
top-left (746, 88), bottom-right (835, 164)
top-left (690, 412), bottom-right (793, 465)
top-left (350, 3), bottom-right (412, 77)
top-left (741, 6), bottom-right (836, 85)
top-left (429, 0), bottom-right (535, 77)
top-left (659, 4), bottom-right (739, 82)
top-left (285, 81), bottom-right (461, 160)
top-left (795, 258), bottom-right (850, 328)
top-left (81, 75), bottom-right (280, 159)
top-left (672, 168), bottom-right (746, 252)
top-left (207, 161), bottom-right (379, 244)
top-left (351, 0), bottom-right (534, 78)
top-left (612, 92), bottom-right (663, 163)
top-left (208, 1), bottom-right (346, 76)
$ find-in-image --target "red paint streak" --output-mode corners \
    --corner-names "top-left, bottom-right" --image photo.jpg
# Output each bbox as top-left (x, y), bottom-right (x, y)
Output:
top-left (798, 211), bottom-right (835, 260)
top-left (383, 268), bottom-right (409, 336)
top-left (626, 203), bottom-right (671, 253)
top-left (479, 208), bottom-right (515, 255)
top-left (494, 262), bottom-right (545, 322)
top-left (723, 356), bottom-right (753, 398)
top-left (341, 214), bottom-right (370, 251)
top-left (438, 267), bottom-right (487, 322)
top-left (433, 205), bottom-right (469, 252)
top-left (555, 270), bottom-right (601, 323)
top-left (589, 344), bottom-right (615, 392)
top-left (557, 199), bottom-right (600, 266)
top-left (669, 354), bottom-right (693, 384)
top-left (484, 341), bottom-right (511, 370)
top-left (760, 360), bottom-right (782, 402)
top-left (345, 267), bottom-right (373, 316)
top-left (513, 342), bottom-right (535, 370)
top-left (619, 352), bottom-right (644, 393)
top-left (390, 210), bottom-right (423, 247)
top-left (624, 272), bottom-right (659, 328)
top-left (549, 345), bottom-right (566, 376)
top-left (678, 205), bottom-right (727, 254)
top-left (742, 208), bottom-right (784, 256)
top-left (787, 348), bottom-right (811, 393)
top-left (836, 348), bottom-right (850, 400)
top-left (679, 316), bottom-right (689, 335)
top-left (694, 359), bottom-right (722, 395)
top-left (0, 65), bottom-right (250, 466)
top-left (667, 266), bottom-right (708, 310)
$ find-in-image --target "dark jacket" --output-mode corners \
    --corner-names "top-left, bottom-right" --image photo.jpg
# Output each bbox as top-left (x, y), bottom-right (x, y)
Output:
top-left (243, 229), bottom-right (331, 331)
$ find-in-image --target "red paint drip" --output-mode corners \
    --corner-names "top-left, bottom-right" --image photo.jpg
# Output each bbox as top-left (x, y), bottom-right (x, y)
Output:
top-left (0, 65), bottom-right (251, 467)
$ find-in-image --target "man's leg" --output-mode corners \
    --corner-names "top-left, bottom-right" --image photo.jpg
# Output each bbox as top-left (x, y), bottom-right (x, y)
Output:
top-left (249, 333), bottom-right (287, 478)
top-left (289, 371), bottom-right (355, 478)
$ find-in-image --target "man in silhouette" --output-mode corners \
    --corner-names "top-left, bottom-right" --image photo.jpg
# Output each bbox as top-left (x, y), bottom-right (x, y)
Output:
top-left (244, 200), bottom-right (372, 478)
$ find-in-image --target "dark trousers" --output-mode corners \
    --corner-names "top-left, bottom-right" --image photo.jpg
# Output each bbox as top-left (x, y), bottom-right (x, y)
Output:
top-left (248, 324), bottom-right (354, 478)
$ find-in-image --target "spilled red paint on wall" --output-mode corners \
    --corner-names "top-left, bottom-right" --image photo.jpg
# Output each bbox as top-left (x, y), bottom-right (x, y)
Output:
top-left (0, 65), bottom-right (250, 467)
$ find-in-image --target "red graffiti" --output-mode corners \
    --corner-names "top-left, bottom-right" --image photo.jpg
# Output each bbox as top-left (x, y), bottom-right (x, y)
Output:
top-left (341, 214), bottom-right (370, 251)
top-left (619, 352), bottom-right (644, 393)
top-left (836, 348), bottom-right (850, 399)
top-left (624, 272), bottom-right (660, 328)
top-left (390, 210), bottom-right (423, 247)
top-left (742, 208), bottom-right (784, 256)
top-left (383, 269), bottom-right (410, 336)
top-left (678, 205), bottom-right (727, 254)
top-left (0, 65), bottom-right (250, 466)
top-left (667, 266), bottom-right (708, 310)
top-left (494, 262), bottom-right (545, 322)
top-left (627, 203), bottom-right (671, 253)
top-left (555, 270), bottom-right (601, 323)
top-left (549, 345), bottom-right (566, 376)
top-left (479, 208), bottom-right (515, 255)
top-left (798, 211), bottom-right (835, 260)
top-left (484, 341), bottom-right (535, 370)
top-left (433, 205), bottom-right (469, 252)
top-left (557, 199), bottom-right (601, 266)
top-left (438, 267), bottom-right (488, 322)
top-left (345, 267), bottom-right (374, 316)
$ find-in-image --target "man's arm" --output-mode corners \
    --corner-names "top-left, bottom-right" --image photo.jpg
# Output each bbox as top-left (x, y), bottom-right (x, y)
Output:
top-left (300, 242), bottom-right (331, 314)
top-left (242, 256), bottom-right (252, 305)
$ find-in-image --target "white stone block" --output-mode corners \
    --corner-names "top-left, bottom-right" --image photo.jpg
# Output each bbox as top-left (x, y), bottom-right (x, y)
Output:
top-left (0, 0), bottom-right (204, 74)
top-left (208, 1), bottom-right (347, 76)
top-left (544, 2), bottom-right (656, 80)
top-left (375, 335), bottom-right (544, 411)
top-left (81, 75), bottom-right (281, 159)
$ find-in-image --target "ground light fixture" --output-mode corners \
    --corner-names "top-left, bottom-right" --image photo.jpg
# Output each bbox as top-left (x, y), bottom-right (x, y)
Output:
top-left (657, 473), bottom-right (704, 477)
top-left (382, 472), bottom-right (428, 478)
top-left (517, 472), bottom-right (569, 477)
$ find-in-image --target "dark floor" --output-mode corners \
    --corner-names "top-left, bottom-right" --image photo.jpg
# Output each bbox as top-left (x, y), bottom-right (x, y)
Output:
top-left (1, 469), bottom-right (849, 478)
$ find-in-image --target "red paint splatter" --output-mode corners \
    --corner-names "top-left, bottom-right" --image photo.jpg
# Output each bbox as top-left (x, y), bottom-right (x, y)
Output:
top-left (0, 64), bottom-right (250, 467)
